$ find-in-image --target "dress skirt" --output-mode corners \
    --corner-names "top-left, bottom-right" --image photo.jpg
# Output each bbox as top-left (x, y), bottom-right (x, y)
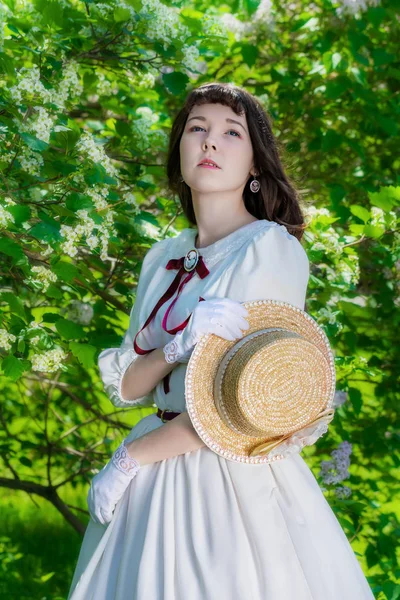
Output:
top-left (68, 414), bottom-right (375, 600)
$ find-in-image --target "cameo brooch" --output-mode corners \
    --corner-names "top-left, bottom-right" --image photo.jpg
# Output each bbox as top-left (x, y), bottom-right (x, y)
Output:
top-left (183, 248), bottom-right (199, 272)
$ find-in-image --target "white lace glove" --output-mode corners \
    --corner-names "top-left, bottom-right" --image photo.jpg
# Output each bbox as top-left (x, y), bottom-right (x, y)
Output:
top-left (163, 297), bottom-right (249, 364)
top-left (87, 440), bottom-right (140, 525)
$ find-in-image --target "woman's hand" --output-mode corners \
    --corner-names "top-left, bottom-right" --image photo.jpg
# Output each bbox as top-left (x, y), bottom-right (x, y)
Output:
top-left (87, 440), bottom-right (141, 525)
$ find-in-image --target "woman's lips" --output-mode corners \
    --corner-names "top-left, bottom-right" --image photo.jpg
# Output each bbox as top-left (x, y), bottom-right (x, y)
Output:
top-left (197, 164), bottom-right (220, 169)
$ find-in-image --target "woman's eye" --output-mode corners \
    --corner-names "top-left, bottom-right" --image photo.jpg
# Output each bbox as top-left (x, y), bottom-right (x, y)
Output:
top-left (189, 126), bottom-right (240, 138)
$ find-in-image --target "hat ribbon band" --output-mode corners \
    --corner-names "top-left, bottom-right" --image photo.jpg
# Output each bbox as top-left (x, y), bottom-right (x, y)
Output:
top-left (250, 408), bottom-right (335, 457)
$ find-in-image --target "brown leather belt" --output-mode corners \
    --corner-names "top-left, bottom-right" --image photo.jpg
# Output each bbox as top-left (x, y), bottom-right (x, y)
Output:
top-left (156, 408), bottom-right (181, 422)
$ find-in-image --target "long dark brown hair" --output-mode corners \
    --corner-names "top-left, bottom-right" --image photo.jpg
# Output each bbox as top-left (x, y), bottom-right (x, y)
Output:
top-left (166, 82), bottom-right (308, 241)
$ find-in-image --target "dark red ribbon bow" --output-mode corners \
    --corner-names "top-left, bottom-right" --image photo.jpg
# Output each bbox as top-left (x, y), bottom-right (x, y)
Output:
top-left (133, 253), bottom-right (209, 394)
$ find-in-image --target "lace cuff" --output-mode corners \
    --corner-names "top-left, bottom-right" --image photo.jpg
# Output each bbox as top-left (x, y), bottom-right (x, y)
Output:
top-left (267, 419), bottom-right (331, 460)
top-left (163, 339), bottom-right (180, 364)
top-left (112, 441), bottom-right (141, 477)
top-left (163, 331), bottom-right (194, 364)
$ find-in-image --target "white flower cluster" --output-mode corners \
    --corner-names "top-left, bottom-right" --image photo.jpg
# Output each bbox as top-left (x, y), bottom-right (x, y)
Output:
top-left (335, 253), bottom-right (360, 286)
top-left (117, 0), bottom-right (136, 19)
top-left (0, 328), bottom-right (16, 351)
top-left (28, 320), bottom-right (42, 346)
top-left (91, 1), bottom-right (135, 22)
top-left (60, 191), bottom-right (117, 261)
top-left (29, 265), bottom-right (58, 292)
top-left (15, 106), bottom-right (56, 143)
top-left (122, 191), bottom-right (141, 214)
top-left (9, 65), bottom-right (53, 105)
top-left (31, 347), bottom-right (67, 373)
top-left (181, 44), bottom-right (202, 74)
top-left (6, 61), bottom-right (83, 173)
top-left (18, 146), bottom-right (44, 176)
top-left (132, 106), bottom-right (168, 152)
top-left (220, 0), bottom-right (274, 41)
top-left (135, 72), bottom-right (156, 89)
top-left (56, 60), bottom-right (84, 107)
top-left (0, 3), bottom-right (10, 53)
top-left (203, 13), bottom-right (231, 37)
top-left (316, 306), bottom-right (343, 332)
top-left (370, 206), bottom-right (397, 231)
top-left (333, 0), bottom-right (380, 17)
top-left (9, 61), bottom-right (83, 110)
top-left (140, 0), bottom-right (189, 50)
top-left (0, 204), bottom-right (15, 229)
top-left (93, 3), bottom-right (112, 18)
top-left (75, 131), bottom-right (119, 178)
top-left (305, 206), bottom-right (361, 287)
top-left (97, 72), bottom-right (114, 97)
top-left (42, 244), bottom-right (53, 257)
top-left (67, 300), bottom-right (94, 325)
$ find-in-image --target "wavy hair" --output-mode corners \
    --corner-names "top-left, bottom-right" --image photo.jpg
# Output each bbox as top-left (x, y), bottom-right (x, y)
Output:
top-left (166, 82), bottom-right (308, 241)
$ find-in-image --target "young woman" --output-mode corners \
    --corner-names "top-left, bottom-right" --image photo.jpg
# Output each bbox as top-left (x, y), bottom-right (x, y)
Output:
top-left (68, 83), bottom-right (375, 599)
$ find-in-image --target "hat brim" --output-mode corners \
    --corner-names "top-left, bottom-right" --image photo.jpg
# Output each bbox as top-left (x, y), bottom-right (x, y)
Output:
top-left (184, 299), bottom-right (336, 464)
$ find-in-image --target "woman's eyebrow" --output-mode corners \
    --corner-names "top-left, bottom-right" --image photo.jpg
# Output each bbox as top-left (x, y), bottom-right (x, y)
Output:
top-left (187, 115), bottom-right (246, 133)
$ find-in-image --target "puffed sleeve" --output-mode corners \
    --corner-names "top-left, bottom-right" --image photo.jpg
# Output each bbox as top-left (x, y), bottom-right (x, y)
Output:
top-left (97, 237), bottom-right (170, 408)
top-left (224, 223), bottom-right (310, 310)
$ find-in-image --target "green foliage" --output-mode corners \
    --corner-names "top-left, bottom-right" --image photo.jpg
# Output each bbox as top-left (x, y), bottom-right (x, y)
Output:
top-left (0, 0), bottom-right (399, 597)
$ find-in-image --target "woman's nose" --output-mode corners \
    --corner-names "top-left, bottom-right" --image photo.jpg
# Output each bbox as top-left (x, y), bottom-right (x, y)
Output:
top-left (202, 138), bottom-right (217, 150)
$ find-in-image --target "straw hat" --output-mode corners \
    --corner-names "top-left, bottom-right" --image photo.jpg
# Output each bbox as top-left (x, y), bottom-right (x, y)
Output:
top-left (185, 299), bottom-right (336, 465)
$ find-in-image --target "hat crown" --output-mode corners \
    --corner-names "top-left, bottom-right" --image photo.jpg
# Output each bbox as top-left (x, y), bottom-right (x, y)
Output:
top-left (214, 328), bottom-right (331, 438)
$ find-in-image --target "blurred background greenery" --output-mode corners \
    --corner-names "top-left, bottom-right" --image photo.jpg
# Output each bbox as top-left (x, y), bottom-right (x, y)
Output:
top-left (0, 0), bottom-right (399, 598)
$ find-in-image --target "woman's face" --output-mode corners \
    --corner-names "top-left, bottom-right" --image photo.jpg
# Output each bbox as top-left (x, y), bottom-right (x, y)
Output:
top-left (179, 102), bottom-right (255, 195)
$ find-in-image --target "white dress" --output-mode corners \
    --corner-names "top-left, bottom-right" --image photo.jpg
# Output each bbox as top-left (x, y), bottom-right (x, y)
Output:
top-left (68, 219), bottom-right (375, 600)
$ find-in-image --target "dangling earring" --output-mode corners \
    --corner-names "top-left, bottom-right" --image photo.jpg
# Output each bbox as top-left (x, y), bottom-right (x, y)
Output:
top-left (250, 173), bottom-right (260, 193)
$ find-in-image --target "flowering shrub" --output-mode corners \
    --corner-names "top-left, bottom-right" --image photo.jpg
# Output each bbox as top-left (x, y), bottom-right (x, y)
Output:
top-left (0, 1), bottom-right (399, 597)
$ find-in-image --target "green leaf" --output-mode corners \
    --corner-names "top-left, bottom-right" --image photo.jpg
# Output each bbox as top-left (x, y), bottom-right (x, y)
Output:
top-left (321, 130), bottom-right (343, 151)
top-left (114, 7), bottom-right (131, 21)
top-left (241, 43), bottom-right (258, 67)
top-left (40, 572), bottom-right (56, 583)
top-left (162, 71), bottom-right (190, 96)
top-left (56, 319), bottom-right (86, 340)
top-left (19, 456), bottom-right (32, 467)
top-left (45, 284), bottom-right (62, 299)
top-left (0, 55), bottom-right (15, 77)
top-left (30, 221), bottom-right (61, 243)
top-left (41, 312), bottom-right (62, 323)
top-left (0, 292), bottom-right (26, 320)
top-left (371, 48), bottom-right (395, 67)
top-left (348, 387), bottom-right (362, 415)
top-left (33, 0), bottom-right (64, 26)
top-left (363, 224), bottom-right (386, 238)
top-left (6, 204), bottom-right (31, 225)
top-left (52, 260), bottom-right (79, 283)
top-left (19, 132), bottom-right (49, 152)
top-left (350, 205), bottom-right (371, 223)
top-left (2, 356), bottom-right (31, 381)
top-left (368, 186), bottom-right (400, 211)
top-left (66, 192), bottom-right (95, 212)
top-left (0, 237), bottom-right (28, 266)
top-left (243, 0), bottom-right (261, 16)
top-left (69, 342), bottom-right (97, 368)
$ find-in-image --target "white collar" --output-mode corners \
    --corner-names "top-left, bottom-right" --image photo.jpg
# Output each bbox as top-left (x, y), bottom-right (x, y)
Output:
top-left (174, 219), bottom-right (278, 269)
